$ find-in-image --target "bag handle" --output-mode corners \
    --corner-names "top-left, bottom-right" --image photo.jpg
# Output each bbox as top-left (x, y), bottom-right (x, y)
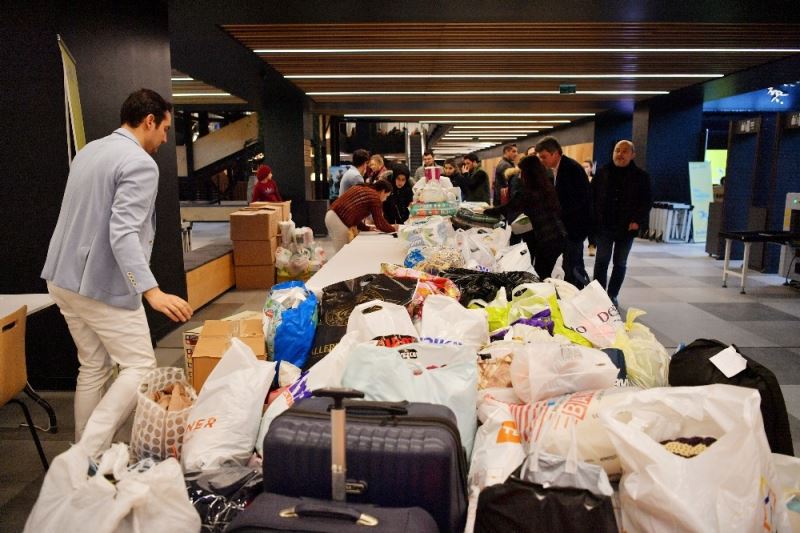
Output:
top-left (522, 401), bottom-right (580, 477)
top-left (280, 503), bottom-right (379, 527)
top-left (313, 388), bottom-right (365, 501)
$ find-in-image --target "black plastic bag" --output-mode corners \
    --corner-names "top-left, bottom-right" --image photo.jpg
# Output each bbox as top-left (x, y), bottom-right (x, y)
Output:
top-left (440, 268), bottom-right (539, 306)
top-left (185, 466), bottom-right (263, 533)
top-left (475, 472), bottom-right (617, 533)
top-left (307, 274), bottom-right (417, 369)
top-left (669, 338), bottom-right (793, 456)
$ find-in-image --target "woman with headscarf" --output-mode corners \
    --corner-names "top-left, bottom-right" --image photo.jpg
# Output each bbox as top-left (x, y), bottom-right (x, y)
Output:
top-left (484, 155), bottom-right (566, 279)
top-left (251, 163), bottom-right (283, 202)
top-left (383, 163), bottom-right (413, 224)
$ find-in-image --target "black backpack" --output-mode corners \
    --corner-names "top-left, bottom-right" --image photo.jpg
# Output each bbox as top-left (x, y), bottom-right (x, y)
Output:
top-left (669, 338), bottom-right (794, 456)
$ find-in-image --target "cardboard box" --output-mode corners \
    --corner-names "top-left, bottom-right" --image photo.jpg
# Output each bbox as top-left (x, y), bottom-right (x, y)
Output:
top-left (191, 319), bottom-right (266, 391)
top-left (235, 265), bottom-right (276, 289)
top-left (230, 208), bottom-right (279, 240)
top-left (182, 310), bottom-right (262, 383)
top-left (250, 200), bottom-right (291, 221)
top-left (233, 238), bottom-right (278, 266)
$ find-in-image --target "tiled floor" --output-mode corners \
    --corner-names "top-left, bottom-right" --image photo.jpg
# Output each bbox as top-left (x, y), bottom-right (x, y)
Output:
top-left (1, 237), bottom-right (799, 531)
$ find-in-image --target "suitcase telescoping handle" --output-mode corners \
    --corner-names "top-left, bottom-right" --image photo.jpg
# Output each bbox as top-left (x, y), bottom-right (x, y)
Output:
top-left (313, 388), bottom-right (365, 502)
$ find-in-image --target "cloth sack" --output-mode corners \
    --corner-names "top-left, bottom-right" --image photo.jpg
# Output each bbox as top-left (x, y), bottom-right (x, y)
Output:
top-left (558, 280), bottom-right (623, 348)
top-left (612, 308), bottom-right (669, 388)
top-left (510, 343), bottom-right (619, 403)
top-left (502, 387), bottom-right (640, 477)
top-left (464, 396), bottom-right (527, 533)
top-left (24, 443), bottom-right (200, 533)
top-left (182, 338), bottom-right (276, 471)
top-left (419, 294), bottom-right (488, 347)
top-left (346, 299), bottom-right (418, 342)
top-left (263, 281), bottom-right (318, 369)
top-left (598, 384), bottom-right (789, 533)
top-left (130, 367), bottom-right (196, 462)
top-left (341, 341), bottom-right (478, 454)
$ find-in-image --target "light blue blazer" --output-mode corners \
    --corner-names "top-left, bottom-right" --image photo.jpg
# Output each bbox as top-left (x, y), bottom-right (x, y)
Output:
top-left (42, 128), bottom-right (159, 310)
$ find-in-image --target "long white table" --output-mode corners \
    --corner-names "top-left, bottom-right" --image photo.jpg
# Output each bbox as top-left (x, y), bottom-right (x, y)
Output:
top-left (306, 232), bottom-right (408, 297)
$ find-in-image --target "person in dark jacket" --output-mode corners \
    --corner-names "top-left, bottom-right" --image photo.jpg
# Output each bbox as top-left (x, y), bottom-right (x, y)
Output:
top-left (592, 140), bottom-right (652, 306)
top-left (383, 163), bottom-right (413, 224)
top-left (493, 143), bottom-right (518, 206)
top-left (536, 136), bottom-right (592, 288)
top-left (485, 156), bottom-right (566, 279)
top-left (461, 153), bottom-right (490, 203)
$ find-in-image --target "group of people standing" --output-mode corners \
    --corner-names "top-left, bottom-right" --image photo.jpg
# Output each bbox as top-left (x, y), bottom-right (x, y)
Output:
top-left (486, 137), bottom-right (651, 306)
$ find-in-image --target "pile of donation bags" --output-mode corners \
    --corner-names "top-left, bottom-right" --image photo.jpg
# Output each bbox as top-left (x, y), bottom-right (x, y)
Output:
top-left (24, 216), bottom-right (800, 532)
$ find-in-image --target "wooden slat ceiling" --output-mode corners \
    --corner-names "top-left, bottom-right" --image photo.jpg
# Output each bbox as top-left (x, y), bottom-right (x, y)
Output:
top-left (222, 20), bottom-right (798, 153)
top-left (170, 69), bottom-right (247, 105)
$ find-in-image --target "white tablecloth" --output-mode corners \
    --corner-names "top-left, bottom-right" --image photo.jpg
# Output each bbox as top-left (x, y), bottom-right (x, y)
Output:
top-left (306, 232), bottom-right (408, 296)
top-left (0, 294), bottom-right (54, 318)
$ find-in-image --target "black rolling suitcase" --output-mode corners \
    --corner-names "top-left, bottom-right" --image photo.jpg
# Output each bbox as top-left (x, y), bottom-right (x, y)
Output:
top-left (226, 388), bottom-right (438, 532)
top-left (261, 393), bottom-right (468, 533)
top-left (669, 338), bottom-right (794, 456)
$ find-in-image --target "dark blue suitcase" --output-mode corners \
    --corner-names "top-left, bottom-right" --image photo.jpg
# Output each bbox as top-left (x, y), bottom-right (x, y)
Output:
top-left (225, 492), bottom-right (438, 532)
top-left (262, 396), bottom-right (468, 533)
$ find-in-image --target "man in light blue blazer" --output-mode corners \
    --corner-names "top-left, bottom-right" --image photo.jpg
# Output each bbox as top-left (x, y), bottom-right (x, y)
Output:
top-left (42, 89), bottom-right (193, 456)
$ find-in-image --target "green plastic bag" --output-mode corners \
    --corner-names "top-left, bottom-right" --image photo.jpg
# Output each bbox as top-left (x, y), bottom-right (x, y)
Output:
top-left (469, 287), bottom-right (511, 332)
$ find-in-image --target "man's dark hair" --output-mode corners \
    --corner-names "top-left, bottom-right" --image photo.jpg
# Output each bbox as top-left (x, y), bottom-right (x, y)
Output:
top-left (502, 143), bottom-right (517, 154)
top-left (534, 136), bottom-right (562, 155)
top-left (423, 150), bottom-right (435, 157)
top-left (352, 149), bottom-right (370, 167)
top-left (371, 179), bottom-right (392, 193)
top-left (463, 153), bottom-right (480, 163)
top-left (120, 89), bottom-right (172, 127)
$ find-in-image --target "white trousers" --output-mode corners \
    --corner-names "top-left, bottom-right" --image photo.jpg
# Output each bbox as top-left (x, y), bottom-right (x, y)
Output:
top-left (325, 209), bottom-right (350, 253)
top-left (47, 282), bottom-right (156, 457)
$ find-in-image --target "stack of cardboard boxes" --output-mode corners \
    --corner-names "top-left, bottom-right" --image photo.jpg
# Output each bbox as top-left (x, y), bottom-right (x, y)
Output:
top-left (230, 206), bottom-right (281, 289)
top-left (188, 317), bottom-right (266, 392)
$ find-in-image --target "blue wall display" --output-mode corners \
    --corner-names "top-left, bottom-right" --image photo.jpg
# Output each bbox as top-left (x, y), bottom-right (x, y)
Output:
top-left (704, 83), bottom-right (800, 113)
top-left (593, 112), bottom-right (633, 169)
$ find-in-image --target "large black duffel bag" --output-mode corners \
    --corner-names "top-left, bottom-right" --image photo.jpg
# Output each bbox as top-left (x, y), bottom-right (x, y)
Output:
top-left (669, 338), bottom-right (794, 456)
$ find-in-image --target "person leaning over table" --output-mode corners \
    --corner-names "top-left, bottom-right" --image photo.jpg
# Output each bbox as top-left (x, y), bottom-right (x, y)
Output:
top-left (41, 88), bottom-right (193, 458)
top-left (325, 180), bottom-right (398, 252)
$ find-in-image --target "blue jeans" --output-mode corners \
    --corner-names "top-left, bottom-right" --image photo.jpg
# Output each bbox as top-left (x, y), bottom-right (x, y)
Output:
top-left (593, 229), bottom-right (635, 299)
top-left (563, 238), bottom-right (590, 289)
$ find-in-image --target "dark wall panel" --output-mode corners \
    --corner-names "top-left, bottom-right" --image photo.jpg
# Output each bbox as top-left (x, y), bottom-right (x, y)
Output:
top-left (772, 120), bottom-right (800, 274)
top-left (645, 97), bottom-right (704, 203)
top-left (593, 112), bottom-right (633, 169)
top-left (1, 1), bottom-right (185, 340)
top-left (723, 129), bottom-right (759, 258)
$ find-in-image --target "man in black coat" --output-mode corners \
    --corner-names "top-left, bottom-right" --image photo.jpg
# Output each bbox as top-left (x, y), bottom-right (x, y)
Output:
top-left (535, 137), bottom-right (592, 288)
top-left (591, 140), bottom-right (652, 306)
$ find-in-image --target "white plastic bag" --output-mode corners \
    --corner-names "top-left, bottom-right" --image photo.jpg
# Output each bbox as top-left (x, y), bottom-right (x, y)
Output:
top-left (464, 396), bottom-right (527, 533)
top-left (599, 384), bottom-right (789, 533)
top-left (130, 367), bottom-right (196, 462)
top-left (495, 242), bottom-right (534, 273)
top-left (181, 338), bottom-right (276, 471)
top-left (510, 343), bottom-right (619, 403)
top-left (507, 387), bottom-right (640, 477)
top-left (341, 341), bottom-right (478, 454)
top-left (255, 332), bottom-right (361, 456)
top-left (346, 300), bottom-right (418, 342)
top-left (772, 453), bottom-right (800, 532)
top-left (558, 280), bottom-right (623, 348)
top-left (419, 294), bottom-right (488, 347)
top-left (24, 443), bottom-right (201, 533)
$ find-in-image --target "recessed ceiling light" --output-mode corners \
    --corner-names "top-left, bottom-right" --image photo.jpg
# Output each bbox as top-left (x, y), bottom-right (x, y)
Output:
top-left (288, 73), bottom-right (724, 79)
top-left (171, 77), bottom-right (194, 81)
top-left (257, 47), bottom-right (799, 54)
top-left (345, 113), bottom-right (594, 117)
top-left (430, 120), bottom-right (570, 124)
top-left (452, 126), bottom-right (546, 129)
top-left (172, 92), bottom-right (233, 97)
top-left (308, 90), bottom-right (667, 95)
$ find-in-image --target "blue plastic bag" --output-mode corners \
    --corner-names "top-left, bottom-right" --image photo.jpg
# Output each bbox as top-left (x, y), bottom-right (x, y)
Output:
top-left (263, 281), bottom-right (318, 368)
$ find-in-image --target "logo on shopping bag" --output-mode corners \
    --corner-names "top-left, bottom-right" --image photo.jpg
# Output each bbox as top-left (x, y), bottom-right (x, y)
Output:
top-left (596, 305), bottom-right (620, 323)
top-left (398, 348), bottom-right (419, 360)
top-left (496, 421), bottom-right (522, 443)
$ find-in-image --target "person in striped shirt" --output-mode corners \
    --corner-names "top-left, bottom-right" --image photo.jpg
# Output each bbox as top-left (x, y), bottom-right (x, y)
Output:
top-left (325, 180), bottom-right (397, 252)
